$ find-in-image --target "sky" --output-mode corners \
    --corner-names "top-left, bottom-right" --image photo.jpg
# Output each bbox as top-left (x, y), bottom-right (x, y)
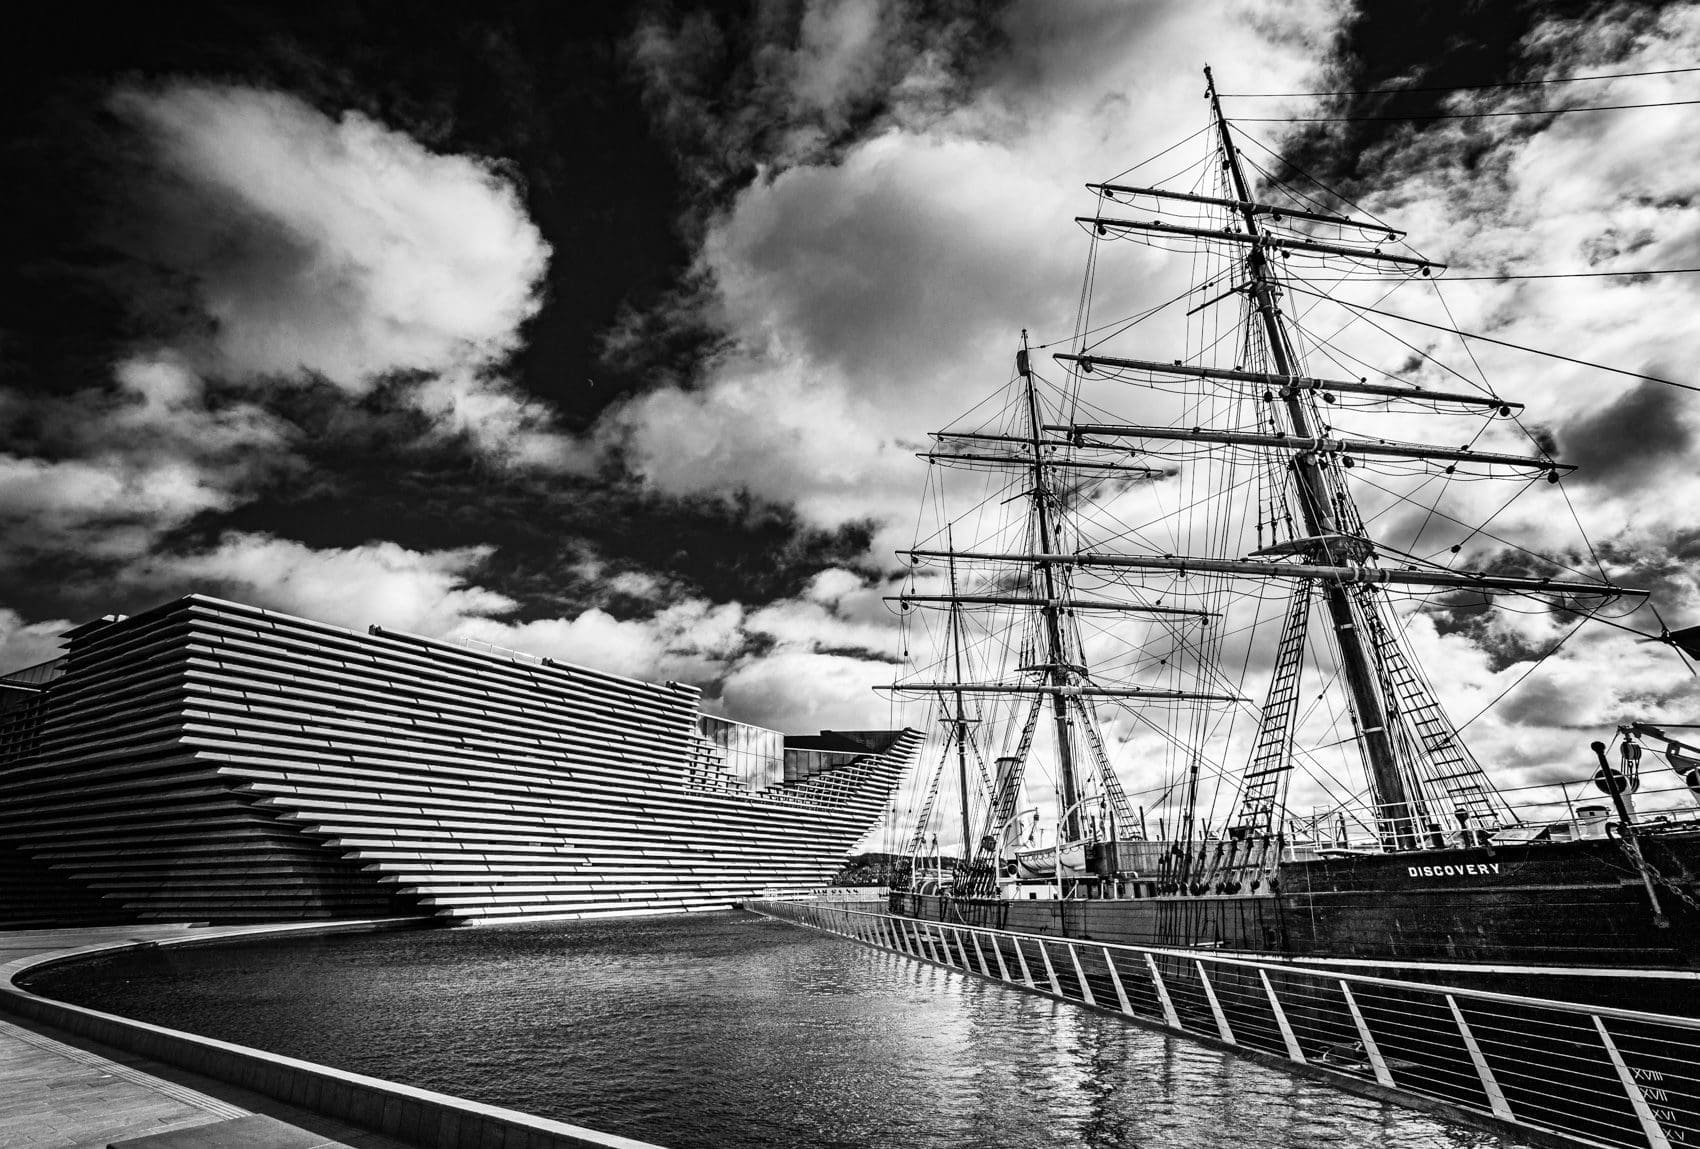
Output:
top-left (2, 0), bottom-right (1697, 793)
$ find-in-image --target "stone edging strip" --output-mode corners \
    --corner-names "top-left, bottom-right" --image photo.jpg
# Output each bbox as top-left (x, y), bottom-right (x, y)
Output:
top-left (1, 1011), bottom-right (250, 1120)
top-left (0, 920), bottom-right (665, 1149)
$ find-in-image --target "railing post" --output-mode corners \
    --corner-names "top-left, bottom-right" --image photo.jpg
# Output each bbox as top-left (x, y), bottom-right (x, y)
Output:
top-left (1446, 994), bottom-right (1511, 1120)
top-left (1067, 943), bottom-right (1097, 1007)
top-left (1339, 981), bottom-right (1391, 1087)
top-left (1146, 953), bottom-right (1181, 1031)
top-left (1594, 1015), bottom-right (1675, 1149)
top-left (760, 903), bottom-right (1700, 1149)
top-left (1012, 939), bottom-right (1036, 989)
top-left (1037, 941), bottom-right (1063, 995)
top-left (1259, 969), bottom-right (1304, 1063)
top-left (1103, 948), bottom-right (1133, 1016)
top-left (1197, 960), bottom-right (1234, 1045)
top-left (899, 918), bottom-right (921, 958)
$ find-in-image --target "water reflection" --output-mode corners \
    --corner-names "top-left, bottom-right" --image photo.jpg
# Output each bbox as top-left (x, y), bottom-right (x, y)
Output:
top-left (23, 913), bottom-right (1511, 1149)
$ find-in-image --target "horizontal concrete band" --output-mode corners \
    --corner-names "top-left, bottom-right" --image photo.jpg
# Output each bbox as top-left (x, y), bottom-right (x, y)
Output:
top-left (1, 920), bottom-right (661, 1149)
top-left (1, 595), bottom-right (921, 928)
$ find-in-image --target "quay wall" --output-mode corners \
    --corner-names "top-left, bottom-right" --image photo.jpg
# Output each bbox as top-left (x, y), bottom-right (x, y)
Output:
top-left (0, 594), bottom-right (921, 927)
top-left (1, 920), bottom-right (662, 1149)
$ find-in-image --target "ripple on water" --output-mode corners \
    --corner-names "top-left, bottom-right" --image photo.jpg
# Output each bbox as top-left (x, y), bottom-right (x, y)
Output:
top-left (22, 913), bottom-right (1515, 1149)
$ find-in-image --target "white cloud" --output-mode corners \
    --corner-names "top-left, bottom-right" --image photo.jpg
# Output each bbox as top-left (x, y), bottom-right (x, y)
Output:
top-left (129, 533), bottom-right (516, 635)
top-left (455, 598), bottom-right (748, 684)
top-left (114, 84), bottom-right (548, 388)
top-left (606, 0), bottom-right (1335, 531)
top-left (744, 566), bottom-right (904, 656)
top-left (0, 610), bottom-right (74, 675)
top-left (412, 369), bottom-right (593, 473)
top-left (720, 648), bottom-right (907, 733)
top-left (0, 454), bottom-right (229, 545)
top-left (111, 82), bottom-right (587, 472)
top-left (793, 0), bottom-right (889, 119)
top-left (0, 353), bottom-right (292, 561)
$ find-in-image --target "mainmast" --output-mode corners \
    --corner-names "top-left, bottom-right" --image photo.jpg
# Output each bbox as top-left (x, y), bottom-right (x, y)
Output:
top-left (1203, 64), bottom-right (1416, 847)
top-left (1018, 330), bottom-right (1085, 843)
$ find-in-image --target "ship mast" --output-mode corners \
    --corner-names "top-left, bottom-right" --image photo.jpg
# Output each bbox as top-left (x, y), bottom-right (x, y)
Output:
top-left (946, 537), bottom-right (974, 864)
top-left (1203, 64), bottom-right (1410, 847)
top-left (892, 68), bottom-right (1650, 875)
top-left (1018, 331), bottom-right (1085, 843)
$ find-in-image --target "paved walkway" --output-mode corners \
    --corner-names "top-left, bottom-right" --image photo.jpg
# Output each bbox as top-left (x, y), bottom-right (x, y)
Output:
top-left (0, 924), bottom-right (413, 1149)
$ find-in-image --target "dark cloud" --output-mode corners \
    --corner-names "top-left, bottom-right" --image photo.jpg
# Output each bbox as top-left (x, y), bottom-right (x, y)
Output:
top-left (144, 412), bottom-right (879, 626)
top-left (1273, 0), bottom-right (1673, 199)
top-left (1558, 378), bottom-right (1692, 493)
top-left (1423, 540), bottom-right (1624, 670)
top-left (625, 0), bottom-right (1009, 215)
top-left (1591, 529), bottom-right (1700, 631)
top-left (1497, 675), bottom-right (1592, 727)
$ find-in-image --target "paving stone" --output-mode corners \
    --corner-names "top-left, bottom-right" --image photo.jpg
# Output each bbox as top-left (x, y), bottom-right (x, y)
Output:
top-left (106, 1112), bottom-right (352, 1148)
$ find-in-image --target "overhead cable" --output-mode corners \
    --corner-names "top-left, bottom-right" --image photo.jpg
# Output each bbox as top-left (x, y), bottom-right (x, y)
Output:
top-left (1218, 65), bottom-right (1700, 98)
top-left (1302, 267), bottom-right (1700, 282)
top-left (1235, 97), bottom-right (1700, 122)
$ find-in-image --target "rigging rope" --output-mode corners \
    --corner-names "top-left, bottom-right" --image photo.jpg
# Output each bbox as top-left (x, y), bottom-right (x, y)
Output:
top-left (1286, 284), bottom-right (1700, 394)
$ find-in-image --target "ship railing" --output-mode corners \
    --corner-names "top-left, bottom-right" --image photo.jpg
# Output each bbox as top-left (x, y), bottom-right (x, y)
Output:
top-left (1492, 773), bottom-right (1700, 837)
top-left (453, 635), bottom-right (548, 665)
top-left (1303, 774), bottom-right (1700, 856)
top-left (747, 898), bottom-right (1700, 1149)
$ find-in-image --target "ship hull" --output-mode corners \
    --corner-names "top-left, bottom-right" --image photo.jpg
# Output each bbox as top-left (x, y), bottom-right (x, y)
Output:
top-left (893, 834), bottom-right (1700, 1013)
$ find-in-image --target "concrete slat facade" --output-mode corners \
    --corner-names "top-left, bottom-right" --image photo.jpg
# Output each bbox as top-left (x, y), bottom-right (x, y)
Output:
top-left (0, 595), bottom-right (920, 927)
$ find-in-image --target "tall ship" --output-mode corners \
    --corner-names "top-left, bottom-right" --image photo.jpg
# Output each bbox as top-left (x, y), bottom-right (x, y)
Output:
top-left (886, 68), bottom-right (1700, 1011)
top-left (0, 593), bottom-right (921, 928)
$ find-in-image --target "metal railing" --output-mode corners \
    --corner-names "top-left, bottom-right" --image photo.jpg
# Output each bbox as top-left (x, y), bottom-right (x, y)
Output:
top-left (747, 898), bottom-right (1700, 1149)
